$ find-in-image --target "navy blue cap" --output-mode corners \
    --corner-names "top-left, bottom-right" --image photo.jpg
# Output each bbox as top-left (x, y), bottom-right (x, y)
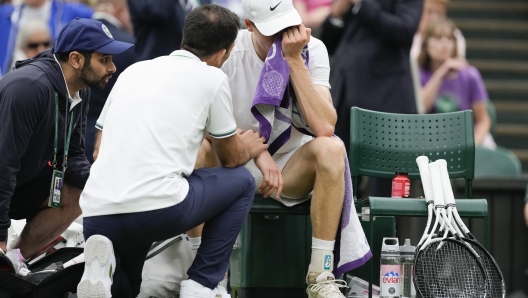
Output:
top-left (54, 18), bottom-right (133, 54)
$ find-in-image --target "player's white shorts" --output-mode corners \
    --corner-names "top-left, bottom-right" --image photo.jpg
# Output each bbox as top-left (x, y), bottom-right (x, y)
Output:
top-left (244, 147), bottom-right (312, 207)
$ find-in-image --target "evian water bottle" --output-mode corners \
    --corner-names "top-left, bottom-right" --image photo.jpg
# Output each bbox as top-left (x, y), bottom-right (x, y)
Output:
top-left (380, 238), bottom-right (402, 297)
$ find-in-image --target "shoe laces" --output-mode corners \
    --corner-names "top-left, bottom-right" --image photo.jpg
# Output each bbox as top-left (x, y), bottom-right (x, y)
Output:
top-left (308, 278), bottom-right (348, 297)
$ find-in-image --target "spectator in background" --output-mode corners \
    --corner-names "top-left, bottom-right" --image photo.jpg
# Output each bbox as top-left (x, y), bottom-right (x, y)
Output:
top-left (87, 0), bottom-right (135, 163)
top-left (213, 0), bottom-right (243, 19)
top-left (321, 0), bottom-right (423, 153)
top-left (524, 183), bottom-right (528, 227)
top-left (10, 20), bottom-right (52, 71)
top-left (127, 0), bottom-right (211, 61)
top-left (411, 0), bottom-right (466, 59)
top-left (418, 19), bottom-right (495, 149)
top-left (0, 0), bottom-right (93, 77)
top-left (293, 0), bottom-right (331, 31)
top-left (321, 0), bottom-right (422, 198)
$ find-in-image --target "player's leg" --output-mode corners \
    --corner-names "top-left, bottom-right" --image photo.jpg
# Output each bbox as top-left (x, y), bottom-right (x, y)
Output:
top-left (281, 136), bottom-right (346, 296)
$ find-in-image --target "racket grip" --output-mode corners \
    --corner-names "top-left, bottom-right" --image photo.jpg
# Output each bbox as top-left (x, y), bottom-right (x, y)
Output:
top-left (416, 156), bottom-right (434, 202)
top-left (64, 253), bottom-right (84, 268)
top-left (428, 161), bottom-right (445, 207)
top-left (437, 159), bottom-right (456, 205)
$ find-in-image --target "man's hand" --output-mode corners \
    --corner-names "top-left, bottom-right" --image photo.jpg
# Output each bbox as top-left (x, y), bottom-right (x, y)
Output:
top-left (238, 130), bottom-right (268, 159)
top-left (0, 241), bottom-right (7, 253)
top-left (254, 151), bottom-right (283, 199)
top-left (282, 24), bottom-right (311, 62)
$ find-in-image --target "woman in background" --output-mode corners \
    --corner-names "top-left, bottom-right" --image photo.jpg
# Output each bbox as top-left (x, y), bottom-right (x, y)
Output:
top-left (418, 19), bottom-right (495, 149)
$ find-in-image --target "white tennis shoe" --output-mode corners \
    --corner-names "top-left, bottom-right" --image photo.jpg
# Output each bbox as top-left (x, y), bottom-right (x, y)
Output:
top-left (180, 279), bottom-right (230, 298)
top-left (77, 235), bottom-right (116, 298)
top-left (306, 272), bottom-right (347, 298)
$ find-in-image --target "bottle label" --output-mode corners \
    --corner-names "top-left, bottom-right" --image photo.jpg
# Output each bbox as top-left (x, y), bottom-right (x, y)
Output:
top-left (392, 180), bottom-right (403, 198)
top-left (380, 264), bottom-right (402, 296)
top-left (404, 180), bottom-right (410, 197)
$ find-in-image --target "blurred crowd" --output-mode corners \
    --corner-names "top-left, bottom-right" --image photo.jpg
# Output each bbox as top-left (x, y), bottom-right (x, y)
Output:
top-left (0, 0), bottom-right (493, 157)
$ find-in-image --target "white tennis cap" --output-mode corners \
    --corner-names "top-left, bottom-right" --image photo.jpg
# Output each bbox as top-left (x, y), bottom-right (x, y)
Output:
top-left (242, 0), bottom-right (302, 36)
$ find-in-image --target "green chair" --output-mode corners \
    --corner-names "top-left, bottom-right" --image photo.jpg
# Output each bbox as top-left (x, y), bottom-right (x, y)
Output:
top-left (348, 107), bottom-right (490, 297)
top-left (475, 146), bottom-right (522, 178)
top-left (486, 100), bottom-right (497, 138)
top-left (350, 107), bottom-right (476, 199)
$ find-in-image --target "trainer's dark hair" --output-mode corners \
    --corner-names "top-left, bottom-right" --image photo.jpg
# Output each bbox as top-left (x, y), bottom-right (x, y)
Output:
top-left (181, 4), bottom-right (240, 59)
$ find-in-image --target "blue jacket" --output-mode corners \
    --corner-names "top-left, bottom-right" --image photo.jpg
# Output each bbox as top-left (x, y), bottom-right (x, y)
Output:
top-left (0, 0), bottom-right (93, 76)
top-left (0, 49), bottom-right (91, 241)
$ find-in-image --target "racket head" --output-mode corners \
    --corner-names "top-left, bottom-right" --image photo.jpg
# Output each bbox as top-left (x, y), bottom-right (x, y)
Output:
top-left (462, 238), bottom-right (506, 298)
top-left (414, 238), bottom-right (488, 298)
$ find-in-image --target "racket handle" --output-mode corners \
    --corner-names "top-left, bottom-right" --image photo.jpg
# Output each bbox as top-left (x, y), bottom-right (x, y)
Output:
top-left (416, 156), bottom-right (434, 202)
top-left (64, 253), bottom-right (84, 268)
top-left (428, 161), bottom-right (444, 207)
top-left (437, 159), bottom-right (456, 206)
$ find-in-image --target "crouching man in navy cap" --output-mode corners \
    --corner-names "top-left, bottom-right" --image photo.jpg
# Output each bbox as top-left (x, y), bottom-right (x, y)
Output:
top-left (0, 18), bottom-right (133, 273)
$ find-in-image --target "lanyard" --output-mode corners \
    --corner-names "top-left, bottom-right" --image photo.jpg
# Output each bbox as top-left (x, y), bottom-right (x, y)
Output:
top-left (52, 93), bottom-right (75, 171)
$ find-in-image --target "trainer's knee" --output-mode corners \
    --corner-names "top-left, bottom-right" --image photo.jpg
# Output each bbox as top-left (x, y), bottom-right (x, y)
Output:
top-left (60, 183), bottom-right (82, 219)
top-left (238, 166), bottom-right (256, 194)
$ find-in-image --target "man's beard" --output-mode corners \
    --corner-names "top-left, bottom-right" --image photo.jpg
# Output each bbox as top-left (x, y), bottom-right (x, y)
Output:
top-left (80, 63), bottom-right (110, 90)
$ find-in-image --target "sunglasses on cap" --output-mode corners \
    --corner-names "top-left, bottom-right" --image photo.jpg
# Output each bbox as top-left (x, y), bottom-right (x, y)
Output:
top-left (26, 41), bottom-right (51, 49)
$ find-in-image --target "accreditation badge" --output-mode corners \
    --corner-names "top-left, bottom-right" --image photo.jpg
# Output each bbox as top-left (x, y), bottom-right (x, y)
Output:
top-left (48, 170), bottom-right (64, 208)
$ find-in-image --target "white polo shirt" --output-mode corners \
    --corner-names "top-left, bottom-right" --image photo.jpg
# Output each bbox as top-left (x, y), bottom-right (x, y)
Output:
top-left (80, 50), bottom-right (237, 217)
top-left (221, 29), bottom-right (331, 155)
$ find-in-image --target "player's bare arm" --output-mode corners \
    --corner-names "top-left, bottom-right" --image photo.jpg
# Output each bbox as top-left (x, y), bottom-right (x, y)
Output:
top-left (282, 24), bottom-right (337, 137)
top-left (212, 130), bottom-right (268, 168)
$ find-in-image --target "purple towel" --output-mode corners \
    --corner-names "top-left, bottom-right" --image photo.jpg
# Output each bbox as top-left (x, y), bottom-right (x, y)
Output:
top-left (251, 36), bottom-right (310, 155)
top-left (251, 37), bottom-right (372, 276)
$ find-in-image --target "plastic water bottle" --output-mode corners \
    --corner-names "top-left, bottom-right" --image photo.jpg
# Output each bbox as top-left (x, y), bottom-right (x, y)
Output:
top-left (400, 239), bottom-right (416, 298)
top-left (380, 238), bottom-right (402, 298)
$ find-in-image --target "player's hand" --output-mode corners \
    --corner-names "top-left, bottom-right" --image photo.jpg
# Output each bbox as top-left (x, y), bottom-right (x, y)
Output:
top-left (282, 24), bottom-right (311, 62)
top-left (254, 151), bottom-right (283, 199)
top-left (238, 130), bottom-right (268, 159)
top-left (0, 241), bottom-right (7, 254)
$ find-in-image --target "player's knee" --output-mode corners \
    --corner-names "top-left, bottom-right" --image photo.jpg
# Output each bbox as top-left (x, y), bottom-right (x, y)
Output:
top-left (311, 137), bottom-right (346, 167)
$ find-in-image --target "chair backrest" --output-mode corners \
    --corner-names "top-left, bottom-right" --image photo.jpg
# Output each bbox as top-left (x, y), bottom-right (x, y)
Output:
top-left (486, 100), bottom-right (497, 138)
top-left (349, 107), bottom-right (475, 198)
top-left (475, 146), bottom-right (522, 178)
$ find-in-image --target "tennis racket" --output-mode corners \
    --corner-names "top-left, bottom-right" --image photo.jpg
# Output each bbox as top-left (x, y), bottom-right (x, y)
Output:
top-left (416, 156), bottom-right (435, 248)
top-left (437, 159), bottom-right (506, 298)
top-left (414, 161), bottom-right (488, 298)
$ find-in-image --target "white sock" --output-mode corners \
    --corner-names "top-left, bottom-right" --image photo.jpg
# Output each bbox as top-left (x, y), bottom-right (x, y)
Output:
top-left (188, 237), bottom-right (201, 250)
top-left (308, 237), bottom-right (335, 273)
top-left (311, 237), bottom-right (335, 251)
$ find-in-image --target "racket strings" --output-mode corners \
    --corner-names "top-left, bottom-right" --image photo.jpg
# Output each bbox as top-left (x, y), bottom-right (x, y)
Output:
top-left (466, 242), bottom-right (506, 297)
top-left (415, 241), bottom-right (487, 298)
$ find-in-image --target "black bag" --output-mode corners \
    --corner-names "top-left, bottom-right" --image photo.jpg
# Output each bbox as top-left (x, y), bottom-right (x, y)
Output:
top-left (0, 247), bottom-right (84, 298)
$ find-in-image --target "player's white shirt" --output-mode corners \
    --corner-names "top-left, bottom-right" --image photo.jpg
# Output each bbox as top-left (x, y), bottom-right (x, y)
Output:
top-left (81, 50), bottom-right (237, 217)
top-left (221, 30), bottom-right (331, 155)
